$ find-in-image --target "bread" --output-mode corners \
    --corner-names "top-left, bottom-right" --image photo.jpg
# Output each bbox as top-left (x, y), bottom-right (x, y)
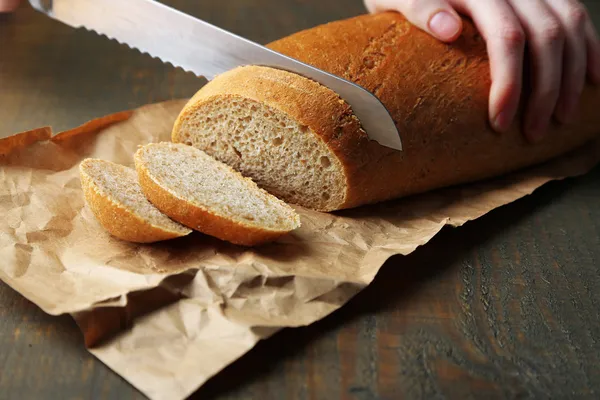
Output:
top-left (133, 142), bottom-right (301, 246)
top-left (79, 159), bottom-right (192, 243)
top-left (171, 12), bottom-right (600, 212)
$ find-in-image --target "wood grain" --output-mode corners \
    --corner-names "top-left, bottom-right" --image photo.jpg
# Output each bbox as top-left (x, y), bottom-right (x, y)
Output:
top-left (1, 1), bottom-right (600, 399)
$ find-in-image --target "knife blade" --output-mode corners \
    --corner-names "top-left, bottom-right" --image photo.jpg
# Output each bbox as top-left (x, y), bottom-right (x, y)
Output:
top-left (28, 0), bottom-right (402, 151)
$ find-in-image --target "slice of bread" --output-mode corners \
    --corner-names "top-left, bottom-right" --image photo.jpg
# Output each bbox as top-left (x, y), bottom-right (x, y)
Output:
top-left (79, 159), bottom-right (192, 243)
top-left (133, 142), bottom-right (301, 246)
top-left (171, 67), bottom-right (350, 212)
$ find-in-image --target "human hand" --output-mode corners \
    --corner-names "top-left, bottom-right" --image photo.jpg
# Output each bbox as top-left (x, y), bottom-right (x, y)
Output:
top-left (365, 0), bottom-right (600, 143)
top-left (0, 0), bottom-right (20, 13)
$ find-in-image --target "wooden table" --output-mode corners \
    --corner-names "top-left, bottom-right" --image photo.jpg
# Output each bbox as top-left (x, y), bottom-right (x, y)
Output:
top-left (1, 1), bottom-right (599, 399)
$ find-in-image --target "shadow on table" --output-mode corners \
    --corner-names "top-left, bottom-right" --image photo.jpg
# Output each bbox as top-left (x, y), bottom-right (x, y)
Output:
top-left (189, 170), bottom-right (584, 399)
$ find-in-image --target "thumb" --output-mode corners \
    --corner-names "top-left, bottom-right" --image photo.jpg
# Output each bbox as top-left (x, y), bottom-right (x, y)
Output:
top-left (0, 0), bottom-right (21, 13)
top-left (365, 0), bottom-right (463, 43)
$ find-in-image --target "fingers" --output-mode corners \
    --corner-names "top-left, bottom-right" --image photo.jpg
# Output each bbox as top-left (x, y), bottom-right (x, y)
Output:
top-left (367, 0), bottom-right (526, 135)
top-left (450, 0), bottom-right (526, 134)
top-left (364, 0), bottom-right (464, 42)
top-left (546, 0), bottom-right (589, 124)
top-left (365, 0), bottom-right (600, 142)
top-left (0, 0), bottom-right (21, 13)
top-left (585, 15), bottom-right (600, 84)
top-left (507, 0), bottom-right (565, 142)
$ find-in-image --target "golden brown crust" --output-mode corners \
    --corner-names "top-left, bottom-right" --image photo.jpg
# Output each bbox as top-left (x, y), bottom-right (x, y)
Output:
top-left (268, 12), bottom-right (600, 208)
top-left (79, 163), bottom-right (191, 244)
top-left (134, 150), bottom-right (298, 247)
top-left (175, 12), bottom-right (600, 210)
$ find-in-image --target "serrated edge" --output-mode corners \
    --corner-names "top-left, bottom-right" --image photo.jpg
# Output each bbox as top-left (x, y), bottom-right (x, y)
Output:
top-left (79, 26), bottom-right (207, 80)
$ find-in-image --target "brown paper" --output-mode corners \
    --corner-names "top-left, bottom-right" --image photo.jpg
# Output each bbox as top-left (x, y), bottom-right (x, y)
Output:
top-left (1, 99), bottom-right (599, 400)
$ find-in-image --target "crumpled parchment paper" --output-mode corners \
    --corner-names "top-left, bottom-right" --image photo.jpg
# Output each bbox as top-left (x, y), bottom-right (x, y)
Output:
top-left (1, 99), bottom-right (599, 400)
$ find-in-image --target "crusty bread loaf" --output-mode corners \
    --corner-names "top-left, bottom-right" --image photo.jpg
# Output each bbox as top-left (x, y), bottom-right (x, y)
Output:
top-left (79, 159), bottom-right (192, 243)
top-left (134, 142), bottom-right (301, 246)
top-left (172, 12), bottom-right (600, 212)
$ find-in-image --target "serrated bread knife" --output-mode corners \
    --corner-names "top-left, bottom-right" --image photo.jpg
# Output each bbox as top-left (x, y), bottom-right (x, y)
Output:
top-left (28, 0), bottom-right (402, 151)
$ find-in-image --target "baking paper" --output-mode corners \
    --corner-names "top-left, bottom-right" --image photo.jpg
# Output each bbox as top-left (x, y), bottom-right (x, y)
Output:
top-left (1, 99), bottom-right (599, 400)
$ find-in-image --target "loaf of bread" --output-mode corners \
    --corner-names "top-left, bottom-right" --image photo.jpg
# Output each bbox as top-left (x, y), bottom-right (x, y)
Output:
top-left (134, 142), bottom-right (301, 246)
top-left (172, 12), bottom-right (600, 212)
top-left (79, 159), bottom-right (192, 243)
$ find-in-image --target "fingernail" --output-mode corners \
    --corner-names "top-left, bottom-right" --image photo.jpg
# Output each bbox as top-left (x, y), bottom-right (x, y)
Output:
top-left (493, 110), bottom-right (510, 133)
top-left (429, 11), bottom-right (461, 40)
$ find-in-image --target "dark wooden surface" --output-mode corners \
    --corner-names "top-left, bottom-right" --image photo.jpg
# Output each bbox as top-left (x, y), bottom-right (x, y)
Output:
top-left (1, 1), bottom-right (600, 399)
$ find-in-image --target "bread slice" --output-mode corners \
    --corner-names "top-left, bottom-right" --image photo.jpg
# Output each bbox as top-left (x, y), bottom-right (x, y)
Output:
top-left (79, 159), bottom-right (192, 243)
top-left (171, 65), bottom-right (351, 212)
top-left (171, 12), bottom-right (600, 212)
top-left (133, 142), bottom-right (301, 246)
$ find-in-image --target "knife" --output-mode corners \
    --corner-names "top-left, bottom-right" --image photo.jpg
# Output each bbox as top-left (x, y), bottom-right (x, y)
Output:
top-left (28, 0), bottom-right (403, 151)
